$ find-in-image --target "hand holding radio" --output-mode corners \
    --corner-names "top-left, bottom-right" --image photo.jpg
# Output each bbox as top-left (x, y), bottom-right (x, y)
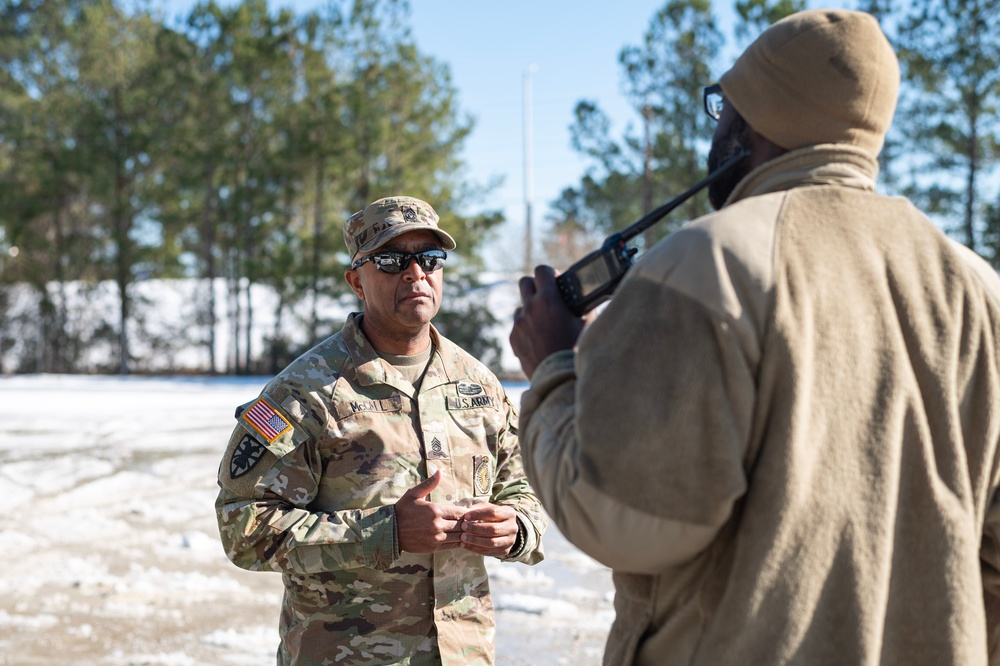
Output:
top-left (510, 150), bottom-right (750, 379)
top-left (556, 149), bottom-right (750, 315)
top-left (509, 265), bottom-right (586, 380)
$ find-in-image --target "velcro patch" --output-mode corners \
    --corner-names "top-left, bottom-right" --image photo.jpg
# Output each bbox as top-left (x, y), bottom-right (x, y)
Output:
top-left (242, 397), bottom-right (291, 443)
top-left (457, 381), bottom-right (484, 396)
top-left (473, 455), bottom-right (492, 495)
top-left (230, 434), bottom-right (266, 479)
top-left (349, 395), bottom-right (403, 414)
top-left (446, 395), bottom-right (497, 410)
top-left (427, 435), bottom-right (448, 459)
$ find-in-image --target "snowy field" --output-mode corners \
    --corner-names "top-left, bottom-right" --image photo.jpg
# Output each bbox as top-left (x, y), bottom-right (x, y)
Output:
top-left (0, 375), bottom-right (613, 665)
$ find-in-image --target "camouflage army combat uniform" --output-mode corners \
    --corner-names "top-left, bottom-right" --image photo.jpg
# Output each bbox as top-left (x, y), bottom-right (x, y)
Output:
top-left (216, 313), bottom-right (546, 665)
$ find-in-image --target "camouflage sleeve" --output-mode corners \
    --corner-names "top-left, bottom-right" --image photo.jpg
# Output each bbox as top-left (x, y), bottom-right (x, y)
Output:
top-left (491, 391), bottom-right (547, 564)
top-left (216, 407), bottom-right (399, 575)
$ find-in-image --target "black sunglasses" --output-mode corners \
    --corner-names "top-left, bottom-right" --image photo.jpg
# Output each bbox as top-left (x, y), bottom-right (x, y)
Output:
top-left (352, 249), bottom-right (447, 274)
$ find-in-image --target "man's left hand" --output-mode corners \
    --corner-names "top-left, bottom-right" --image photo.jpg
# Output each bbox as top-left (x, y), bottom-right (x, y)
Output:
top-left (459, 504), bottom-right (520, 557)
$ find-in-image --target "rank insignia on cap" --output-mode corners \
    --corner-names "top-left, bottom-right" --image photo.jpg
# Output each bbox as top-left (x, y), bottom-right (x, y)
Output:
top-left (242, 397), bottom-right (291, 443)
top-left (474, 455), bottom-right (492, 495)
top-left (230, 434), bottom-right (266, 479)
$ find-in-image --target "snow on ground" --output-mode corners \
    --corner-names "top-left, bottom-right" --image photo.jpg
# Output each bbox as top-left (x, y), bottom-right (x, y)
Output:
top-left (0, 374), bottom-right (613, 665)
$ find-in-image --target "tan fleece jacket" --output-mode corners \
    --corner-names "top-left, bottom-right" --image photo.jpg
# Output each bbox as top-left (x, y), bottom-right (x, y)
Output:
top-left (520, 145), bottom-right (1000, 666)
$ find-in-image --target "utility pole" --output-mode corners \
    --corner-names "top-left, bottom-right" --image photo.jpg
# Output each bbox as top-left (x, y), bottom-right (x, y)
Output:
top-left (522, 64), bottom-right (537, 274)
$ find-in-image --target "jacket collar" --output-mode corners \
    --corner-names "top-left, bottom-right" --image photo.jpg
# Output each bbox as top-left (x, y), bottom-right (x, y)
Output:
top-left (725, 144), bottom-right (880, 207)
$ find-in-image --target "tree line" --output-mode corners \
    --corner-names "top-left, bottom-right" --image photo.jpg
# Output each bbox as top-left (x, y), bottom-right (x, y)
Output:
top-left (546, 0), bottom-right (1000, 273)
top-left (0, 0), bottom-right (504, 375)
top-left (0, 0), bottom-right (997, 376)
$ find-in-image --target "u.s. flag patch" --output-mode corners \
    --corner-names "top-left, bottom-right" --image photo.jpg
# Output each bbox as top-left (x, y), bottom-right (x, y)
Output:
top-left (242, 397), bottom-right (291, 442)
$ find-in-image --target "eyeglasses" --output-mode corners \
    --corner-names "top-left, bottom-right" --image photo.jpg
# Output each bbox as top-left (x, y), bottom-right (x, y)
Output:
top-left (351, 249), bottom-right (447, 274)
top-left (703, 83), bottom-right (724, 122)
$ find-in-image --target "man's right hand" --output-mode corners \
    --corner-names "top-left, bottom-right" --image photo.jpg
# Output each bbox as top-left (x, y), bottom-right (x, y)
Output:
top-left (394, 470), bottom-right (466, 553)
top-left (509, 265), bottom-right (585, 379)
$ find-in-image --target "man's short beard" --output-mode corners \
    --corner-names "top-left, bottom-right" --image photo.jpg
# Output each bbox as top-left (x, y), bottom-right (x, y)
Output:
top-left (707, 114), bottom-right (751, 211)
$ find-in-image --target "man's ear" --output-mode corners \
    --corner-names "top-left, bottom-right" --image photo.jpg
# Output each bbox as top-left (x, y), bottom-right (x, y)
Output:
top-left (344, 268), bottom-right (365, 301)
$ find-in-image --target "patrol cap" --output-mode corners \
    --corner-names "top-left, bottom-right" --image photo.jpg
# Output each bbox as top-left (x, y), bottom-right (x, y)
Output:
top-left (344, 196), bottom-right (457, 259)
top-left (719, 9), bottom-right (899, 157)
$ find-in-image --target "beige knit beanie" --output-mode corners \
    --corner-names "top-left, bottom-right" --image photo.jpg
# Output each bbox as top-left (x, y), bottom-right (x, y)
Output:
top-left (719, 9), bottom-right (899, 157)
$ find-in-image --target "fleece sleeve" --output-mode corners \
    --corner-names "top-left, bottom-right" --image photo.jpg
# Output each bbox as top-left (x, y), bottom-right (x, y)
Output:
top-left (982, 491), bottom-right (1000, 665)
top-left (519, 262), bottom-right (759, 574)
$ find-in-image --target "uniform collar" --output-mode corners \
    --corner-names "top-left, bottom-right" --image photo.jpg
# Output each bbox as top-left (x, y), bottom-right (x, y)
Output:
top-left (342, 313), bottom-right (457, 394)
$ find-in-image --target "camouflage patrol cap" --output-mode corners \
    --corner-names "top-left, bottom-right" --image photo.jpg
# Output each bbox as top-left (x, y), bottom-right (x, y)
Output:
top-left (344, 196), bottom-right (457, 259)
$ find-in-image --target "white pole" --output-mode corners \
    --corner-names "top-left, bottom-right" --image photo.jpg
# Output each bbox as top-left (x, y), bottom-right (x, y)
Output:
top-left (523, 64), bottom-right (537, 275)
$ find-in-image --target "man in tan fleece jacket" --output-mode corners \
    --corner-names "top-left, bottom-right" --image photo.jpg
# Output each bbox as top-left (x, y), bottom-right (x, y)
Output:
top-left (510, 9), bottom-right (1000, 666)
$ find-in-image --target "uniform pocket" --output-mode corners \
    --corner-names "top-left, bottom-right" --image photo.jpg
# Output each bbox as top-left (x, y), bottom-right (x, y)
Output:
top-left (317, 400), bottom-right (423, 509)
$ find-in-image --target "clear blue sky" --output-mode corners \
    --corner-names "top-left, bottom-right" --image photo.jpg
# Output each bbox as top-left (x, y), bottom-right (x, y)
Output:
top-left (402, 1), bottom-right (704, 269)
top-left (159, 0), bottom-right (744, 269)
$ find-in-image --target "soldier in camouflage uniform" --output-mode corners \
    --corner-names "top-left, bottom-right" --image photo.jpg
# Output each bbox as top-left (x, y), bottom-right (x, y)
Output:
top-left (216, 195), bottom-right (546, 666)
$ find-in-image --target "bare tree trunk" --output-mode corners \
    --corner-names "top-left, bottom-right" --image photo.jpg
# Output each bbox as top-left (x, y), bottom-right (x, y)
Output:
top-left (114, 143), bottom-right (130, 374)
top-left (51, 200), bottom-right (69, 372)
top-left (641, 104), bottom-right (654, 249)
top-left (201, 168), bottom-right (218, 374)
top-left (271, 289), bottom-right (286, 375)
top-left (226, 249), bottom-right (241, 375)
top-left (964, 116), bottom-right (978, 250)
top-left (310, 158), bottom-right (324, 345)
top-left (244, 276), bottom-right (253, 373)
top-left (242, 199), bottom-right (254, 373)
top-left (109, 87), bottom-right (132, 376)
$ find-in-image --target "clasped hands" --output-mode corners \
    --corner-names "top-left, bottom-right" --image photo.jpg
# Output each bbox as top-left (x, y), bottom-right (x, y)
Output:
top-left (394, 469), bottom-right (518, 558)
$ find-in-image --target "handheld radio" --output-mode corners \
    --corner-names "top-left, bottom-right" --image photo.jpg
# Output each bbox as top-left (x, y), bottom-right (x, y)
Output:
top-left (555, 149), bottom-right (751, 316)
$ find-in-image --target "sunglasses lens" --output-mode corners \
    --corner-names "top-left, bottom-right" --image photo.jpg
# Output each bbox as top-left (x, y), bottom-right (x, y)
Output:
top-left (372, 253), bottom-right (406, 273)
top-left (415, 251), bottom-right (446, 271)
top-left (368, 250), bottom-right (446, 274)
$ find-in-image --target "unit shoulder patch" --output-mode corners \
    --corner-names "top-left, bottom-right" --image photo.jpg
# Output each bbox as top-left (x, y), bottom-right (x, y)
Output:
top-left (230, 434), bottom-right (266, 479)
